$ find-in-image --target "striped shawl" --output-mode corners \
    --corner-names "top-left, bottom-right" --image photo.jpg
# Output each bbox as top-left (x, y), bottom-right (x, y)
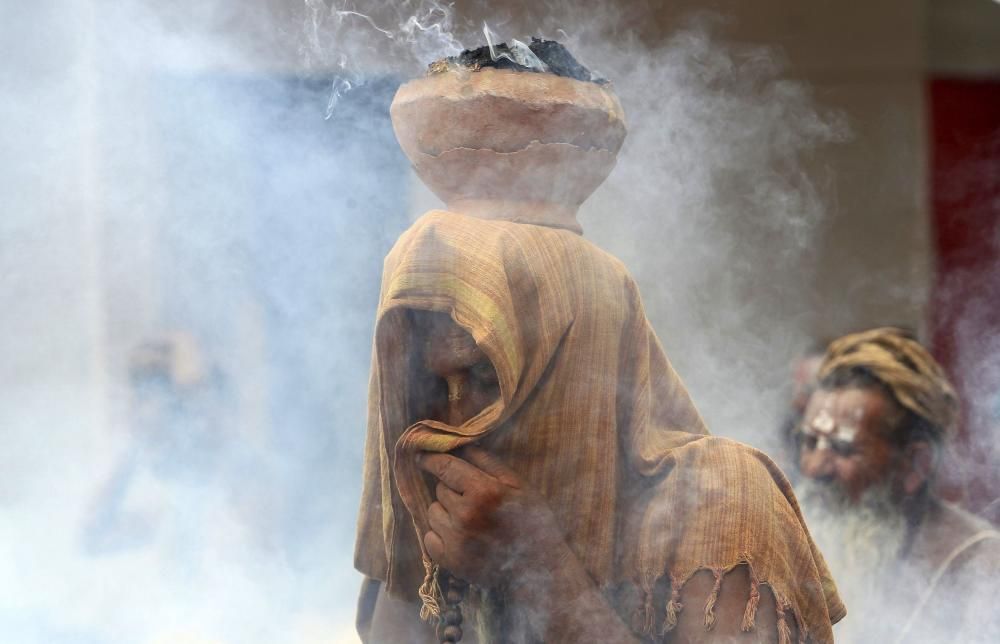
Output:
top-left (354, 211), bottom-right (844, 641)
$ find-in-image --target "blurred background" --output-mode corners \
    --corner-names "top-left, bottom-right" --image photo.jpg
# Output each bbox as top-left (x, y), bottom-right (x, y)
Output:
top-left (1, 1), bottom-right (998, 642)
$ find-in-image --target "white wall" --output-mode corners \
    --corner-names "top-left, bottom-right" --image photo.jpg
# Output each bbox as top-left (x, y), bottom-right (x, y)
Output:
top-left (0, 0), bottom-right (113, 501)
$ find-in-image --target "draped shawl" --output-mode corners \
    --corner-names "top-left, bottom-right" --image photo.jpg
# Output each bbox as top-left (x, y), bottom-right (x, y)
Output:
top-left (355, 211), bottom-right (843, 641)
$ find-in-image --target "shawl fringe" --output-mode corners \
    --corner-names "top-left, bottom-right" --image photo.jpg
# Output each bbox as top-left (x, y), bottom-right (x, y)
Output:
top-left (742, 577), bottom-right (761, 632)
top-left (661, 575), bottom-right (683, 635)
top-left (703, 568), bottom-right (723, 630)
top-left (631, 561), bottom-right (809, 640)
top-left (418, 557), bottom-right (443, 623)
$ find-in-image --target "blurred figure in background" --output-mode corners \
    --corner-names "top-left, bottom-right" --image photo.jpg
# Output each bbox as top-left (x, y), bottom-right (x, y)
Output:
top-left (81, 333), bottom-right (229, 561)
top-left (794, 327), bottom-right (1000, 642)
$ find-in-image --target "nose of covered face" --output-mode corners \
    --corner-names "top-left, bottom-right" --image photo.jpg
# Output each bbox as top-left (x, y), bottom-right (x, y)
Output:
top-left (409, 309), bottom-right (501, 427)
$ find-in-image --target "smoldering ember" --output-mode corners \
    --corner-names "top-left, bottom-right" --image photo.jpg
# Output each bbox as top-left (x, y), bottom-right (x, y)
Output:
top-left (431, 38), bottom-right (608, 84)
top-left (5, 3), bottom-right (1000, 644)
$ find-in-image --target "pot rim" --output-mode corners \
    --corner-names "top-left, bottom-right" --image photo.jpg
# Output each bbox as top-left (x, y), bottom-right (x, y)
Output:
top-left (392, 67), bottom-right (626, 128)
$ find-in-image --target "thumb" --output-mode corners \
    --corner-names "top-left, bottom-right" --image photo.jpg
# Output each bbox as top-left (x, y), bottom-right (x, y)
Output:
top-left (457, 446), bottom-right (521, 488)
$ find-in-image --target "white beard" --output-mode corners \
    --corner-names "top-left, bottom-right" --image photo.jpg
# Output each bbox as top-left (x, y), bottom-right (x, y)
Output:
top-left (795, 479), bottom-right (911, 642)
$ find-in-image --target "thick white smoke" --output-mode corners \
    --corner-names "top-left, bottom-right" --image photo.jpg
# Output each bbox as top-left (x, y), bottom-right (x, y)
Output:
top-left (5, 1), bottom-right (994, 643)
top-left (3, 1), bottom-right (405, 642)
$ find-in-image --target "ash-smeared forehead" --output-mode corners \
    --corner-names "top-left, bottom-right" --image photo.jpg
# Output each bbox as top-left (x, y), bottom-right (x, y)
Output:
top-left (802, 387), bottom-right (903, 443)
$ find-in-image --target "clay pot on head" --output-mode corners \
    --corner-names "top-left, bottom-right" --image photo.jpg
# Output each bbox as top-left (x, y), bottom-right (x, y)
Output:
top-left (391, 67), bottom-right (627, 233)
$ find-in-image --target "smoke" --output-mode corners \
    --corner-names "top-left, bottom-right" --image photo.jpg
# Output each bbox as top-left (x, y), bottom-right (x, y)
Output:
top-left (574, 16), bottom-right (849, 454)
top-left (302, 0), bottom-right (464, 115)
top-left (931, 128), bottom-right (1000, 512)
top-left (393, 12), bottom-right (849, 458)
top-left (2, 1), bottom-right (405, 642)
top-left (4, 0), bottom-right (991, 643)
top-left (795, 478), bottom-right (910, 642)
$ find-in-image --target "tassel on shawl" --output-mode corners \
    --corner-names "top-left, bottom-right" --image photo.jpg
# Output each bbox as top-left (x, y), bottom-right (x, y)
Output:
top-left (741, 577), bottom-right (760, 632)
top-left (418, 556), bottom-right (444, 622)
top-left (703, 569), bottom-right (723, 630)
top-left (661, 577), bottom-right (684, 635)
top-left (776, 599), bottom-right (792, 644)
top-left (632, 587), bottom-right (656, 636)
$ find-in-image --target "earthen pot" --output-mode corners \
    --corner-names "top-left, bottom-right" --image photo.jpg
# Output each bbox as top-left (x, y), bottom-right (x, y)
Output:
top-left (391, 67), bottom-right (627, 232)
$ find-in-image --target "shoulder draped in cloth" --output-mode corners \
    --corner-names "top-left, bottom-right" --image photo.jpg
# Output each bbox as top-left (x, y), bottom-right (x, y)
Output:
top-left (355, 211), bottom-right (845, 641)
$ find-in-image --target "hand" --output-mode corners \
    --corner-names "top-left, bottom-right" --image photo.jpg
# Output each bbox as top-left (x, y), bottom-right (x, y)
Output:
top-left (419, 447), bottom-right (640, 642)
top-left (417, 446), bottom-right (566, 589)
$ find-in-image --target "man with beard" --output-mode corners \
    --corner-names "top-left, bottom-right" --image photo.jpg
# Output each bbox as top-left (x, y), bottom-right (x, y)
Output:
top-left (794, 327), bottom-right (1000, 642)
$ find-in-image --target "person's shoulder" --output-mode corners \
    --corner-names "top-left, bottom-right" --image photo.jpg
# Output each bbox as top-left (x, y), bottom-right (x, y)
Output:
top-left (661, 435), bottom-right (803, 537)
top-left (654, 436), bottom-right (844, 636)
top-left (917, 502), bottom-right (1000, 639)
top-left (669, 435), bottom-right (790, 487)
top-left (544, 227), bottom-right (633, 277)
top-left (515, 226), bottom-right (644, 308)
top-left (938, 500), bottom-right (998, 533)
top-left (936, 501), bottom-right (1000, 571)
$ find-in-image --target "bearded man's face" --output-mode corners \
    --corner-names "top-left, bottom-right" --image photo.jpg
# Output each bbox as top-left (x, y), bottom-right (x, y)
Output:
top-left (797, 386), bottom-right (903, 502)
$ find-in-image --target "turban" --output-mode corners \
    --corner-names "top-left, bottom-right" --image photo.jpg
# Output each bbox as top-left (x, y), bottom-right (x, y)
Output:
top-left (818, 327), bottom-right (959, 437)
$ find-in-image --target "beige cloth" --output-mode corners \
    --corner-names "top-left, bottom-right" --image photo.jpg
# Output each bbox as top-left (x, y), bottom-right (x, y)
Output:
top-left (819, 327), bottom-right (959, 436)
top-left (355, 211), bottom-right (844, 641)
top-left (894, 528), bottom-right (1000, 643)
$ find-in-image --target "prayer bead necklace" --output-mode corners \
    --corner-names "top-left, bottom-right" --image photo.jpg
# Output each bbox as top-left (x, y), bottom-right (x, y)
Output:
top-left (437, 573), bottom-right (467, 643)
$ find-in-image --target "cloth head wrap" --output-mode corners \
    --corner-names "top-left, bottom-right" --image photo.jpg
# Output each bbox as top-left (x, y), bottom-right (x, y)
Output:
top-left (818, 327), bottom-right (959, 438)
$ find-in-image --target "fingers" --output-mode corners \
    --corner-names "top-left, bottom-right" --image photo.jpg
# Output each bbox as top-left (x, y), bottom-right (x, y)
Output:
top-left (428, 500), bottom-right (452, 535)
top-left (426, 502), bottom-right (457, 570)
top-left (424, 529), bottom-right (446, 566)
top-left (435, 481), bottom-right (463, 513)
top-left (457, 446), bottom-right (521, 488)
top-left (418, 452), bottom-right (485, 494)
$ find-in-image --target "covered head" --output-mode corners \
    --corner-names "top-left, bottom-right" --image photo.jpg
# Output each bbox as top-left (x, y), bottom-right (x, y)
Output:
top-left (818, 327), bottom-right (959, 441)
top-left (355, 211), bottom-right (843, 640)
top-left (355, 210), bottom-right (707, 597)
